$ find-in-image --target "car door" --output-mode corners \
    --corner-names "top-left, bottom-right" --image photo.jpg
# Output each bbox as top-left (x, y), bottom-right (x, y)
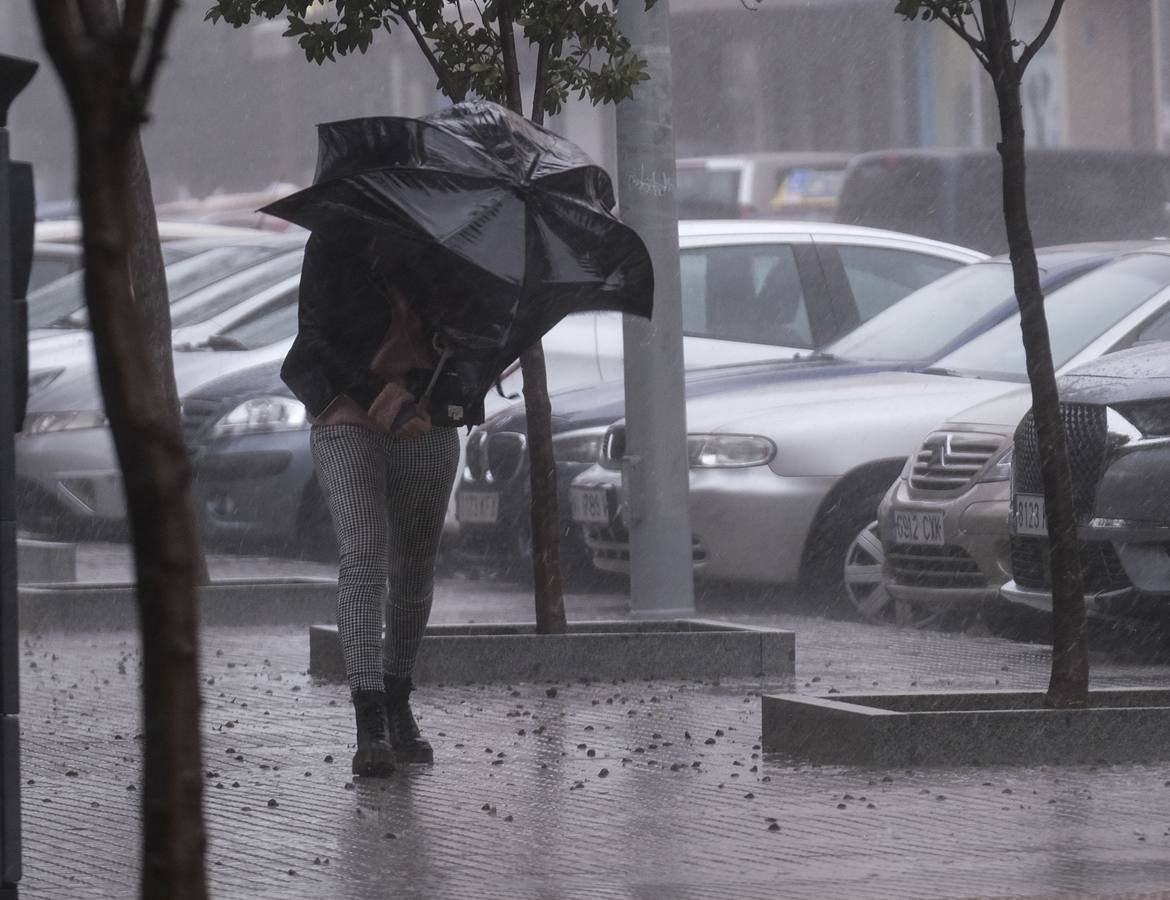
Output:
top-left (814, 237), bottom-right (970, 338)
top-left (595, 235), bottom-right (833, 380)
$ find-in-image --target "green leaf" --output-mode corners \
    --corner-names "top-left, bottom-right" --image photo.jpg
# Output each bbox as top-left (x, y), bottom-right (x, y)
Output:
top-left (206, 0), bottom-right (658, 114)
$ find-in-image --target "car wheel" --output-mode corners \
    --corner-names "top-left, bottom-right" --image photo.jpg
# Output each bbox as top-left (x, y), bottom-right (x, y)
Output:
top-left (802, 488), bottom-right (885, 615)
top-left (843, 520), bottom-right (945, 628)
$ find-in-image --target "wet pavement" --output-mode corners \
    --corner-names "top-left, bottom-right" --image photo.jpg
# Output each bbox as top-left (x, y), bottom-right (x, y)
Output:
top-left (15, 544), bottom-right (1170, 899)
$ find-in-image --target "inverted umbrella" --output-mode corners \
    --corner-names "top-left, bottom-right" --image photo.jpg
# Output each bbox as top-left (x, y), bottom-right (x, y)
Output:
top-left (261, 100), bottom-right (654, 403)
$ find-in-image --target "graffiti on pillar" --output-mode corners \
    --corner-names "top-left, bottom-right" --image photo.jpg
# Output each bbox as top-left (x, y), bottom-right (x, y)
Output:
top-left (627, 164), bottom-right (674, 197)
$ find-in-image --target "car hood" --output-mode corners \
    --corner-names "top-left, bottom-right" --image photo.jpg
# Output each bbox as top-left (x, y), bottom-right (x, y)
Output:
top-left (182, 356), bottom-right (291, 405)
top-left (672, 371), bottom-right (1019, 477)
top-left (937, 385), bottom-right (1033, 431)
top-left (25, 340), bottom-right (293, 413)
top-left (481, 357), bottom-right (925, 435)
top-left (1057, 343), bottom-right (1170, 405)
top-left (28, 330), bottom-right (92, 370)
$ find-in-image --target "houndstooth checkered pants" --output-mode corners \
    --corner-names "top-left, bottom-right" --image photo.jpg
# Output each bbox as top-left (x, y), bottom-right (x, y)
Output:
top-left (311, 423), bottom-right (460, 692)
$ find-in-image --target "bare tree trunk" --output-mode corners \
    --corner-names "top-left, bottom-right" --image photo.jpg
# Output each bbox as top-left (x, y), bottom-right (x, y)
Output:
top-left (498, 0), bottom-right (567, 634)
top-left (32, 3), bottom-right (209, 895)
top-left (94, 0), bottom-right (209, 585)
top-left (982, 0), bottom-right (1088, 708)
top-left (126, 142), bottom-right (180, 416)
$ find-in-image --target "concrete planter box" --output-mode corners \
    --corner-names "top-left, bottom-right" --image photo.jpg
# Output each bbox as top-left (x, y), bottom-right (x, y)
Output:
top-left (310, 619), bottom-right (795, 684)
top-left (18, 578), bottom-right (337, 632)
top-left (17, 539), bottom-right (77, 584)
top-left (762, 688), bottom-right (1170, 766)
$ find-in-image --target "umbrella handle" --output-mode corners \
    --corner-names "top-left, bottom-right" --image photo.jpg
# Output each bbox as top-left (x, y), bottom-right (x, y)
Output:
top-left (418, 344), bottom-right (453, 407)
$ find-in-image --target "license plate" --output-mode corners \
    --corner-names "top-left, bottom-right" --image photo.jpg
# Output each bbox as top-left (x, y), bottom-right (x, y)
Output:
top-left (570, 485), bottom-right (613, 524)
top-left (457, 490), bottom-right (499, 525)
top-left (1013, 492), bottom-right (1047, 536)
top-left (893, 510), bottom-right (945, 546)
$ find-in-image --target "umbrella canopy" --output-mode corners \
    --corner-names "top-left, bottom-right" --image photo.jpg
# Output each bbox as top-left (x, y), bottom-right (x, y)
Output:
top-left (261, 101), bottom-right (654, 401)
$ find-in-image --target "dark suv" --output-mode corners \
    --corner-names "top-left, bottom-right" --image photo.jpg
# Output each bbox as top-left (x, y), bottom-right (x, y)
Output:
top-left (836, 148), bottom-right (1170, 254)
top-left (1004, 341), bottom-right (1170, 620)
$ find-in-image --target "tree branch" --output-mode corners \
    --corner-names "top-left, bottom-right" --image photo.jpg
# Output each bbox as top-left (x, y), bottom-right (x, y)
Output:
top-left (927, 5), bottom-right (990, 70)
top-left (1018, 0), bottom-right (1065, 73)
top-left (117, 0), bottom-right (147, 81)
top-left (531, 38), bottom-right (551, 126)
top-left (77, 0), bottom-right (115, 39)
top-left (33, 0), bottom-right (93, 86)
top-left (134, 0), bottom-right (181, 107)
top-left (389, 3), bottom-right (461, 100)
top-left (497, 0), bottom-right (523, 115)
top-left (980, 0), bottom-right (1018, 81)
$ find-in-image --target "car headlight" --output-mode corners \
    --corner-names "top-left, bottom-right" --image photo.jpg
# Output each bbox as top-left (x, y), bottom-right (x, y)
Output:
top-left (27, 368), bottom-right (65, 395)
top-left (687, 434), bottom-right (776, 468)
top-left (212, 396), bottom-right (307, 437)
top-left (1116, 401), bottom-right (1170, 437)
top-left (977, 444), bottom-right (1014, 483)
top-left (22, 410), bottom-right (108, 433)
top-left (552, 430), bottom-right (604, 465)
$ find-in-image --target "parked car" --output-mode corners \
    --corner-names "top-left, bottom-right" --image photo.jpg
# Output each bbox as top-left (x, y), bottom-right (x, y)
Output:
top-left (874, 386), bottom-right (1029, 627)
top-left (27, 217), bottom-right (268, 308)
top-left (1001, 341), bottom-right (1170, 623)
top-left (183, 220), bottom-right (982, 562)
top-left (26, 237), bottom-right (232, 331)
top-left (455, 243), bottom-right (1132, 579)
top-left (29, 236), bottom-right (218, 298)
top-left (676, 153), bottom-right (854, 220)
top-left (32, 219), bottom-right (264, 243)
top-left (835, 148), bottom-right (1170, 254)
top-left (570, 245), bottom-right (1170, 610)
top-left (29, 242), bottom-right (84, 294)
top-left (878, 250), bottom-right (1170, 627)
top-left (16, 301), bottom-right (301, 537)
top-left (27, 234), bottom-right (306, 392)
top-left (590, 219), bottom-right (981, 375)
top-left (153, 186), bottom-right (303, 232)
top-left (29, 219), bottom-right (268, 297)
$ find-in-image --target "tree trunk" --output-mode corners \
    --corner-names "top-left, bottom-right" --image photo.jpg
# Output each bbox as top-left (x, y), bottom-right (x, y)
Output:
top-left (520, 344), bottom-right (567, 633)
top-left (32, 4), bottom-right (209, 896)
top-left (125, 138), bottom-right (209, 584)
top-left (78, 92), bottom-right (208, 900)
top-left (498, 0), bottom-right (567, 634)
top-left (983, 0), bottom-right (1088, 708)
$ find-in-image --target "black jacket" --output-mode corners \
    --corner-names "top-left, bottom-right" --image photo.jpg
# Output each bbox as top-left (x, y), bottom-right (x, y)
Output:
top-left (281, 233), bottom-right (395, 417)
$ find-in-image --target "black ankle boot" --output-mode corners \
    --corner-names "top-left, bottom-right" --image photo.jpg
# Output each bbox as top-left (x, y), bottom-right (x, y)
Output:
top-left (383, 676), bottom-right (433, 764)
top-left (351, 689), bottom-right (396, 777)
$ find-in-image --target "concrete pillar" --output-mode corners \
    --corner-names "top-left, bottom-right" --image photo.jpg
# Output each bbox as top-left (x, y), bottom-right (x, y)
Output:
top-left (614, 2), bottom-right (696, 617)
top-left (0, 53), bottom-right (38, 900)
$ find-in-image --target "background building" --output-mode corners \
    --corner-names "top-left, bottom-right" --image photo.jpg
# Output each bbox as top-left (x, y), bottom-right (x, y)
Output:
top-left (2, 0), bottom-right (1168, 210)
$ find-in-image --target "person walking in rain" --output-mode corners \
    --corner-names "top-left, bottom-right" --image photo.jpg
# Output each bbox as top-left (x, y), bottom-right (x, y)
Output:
top-left (281, 231), bottom-right (459, 777)
top-left (261, 103), bottom-right (654, 777)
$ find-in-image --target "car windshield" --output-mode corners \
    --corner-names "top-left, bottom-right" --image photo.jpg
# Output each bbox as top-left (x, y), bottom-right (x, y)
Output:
top-left (823, 261), bottom-right (1020, 362)
top-left (168, 252), bottom-right (304, 326)
top-left (42, 244), bottom-right (292, 329)
top-left (26, 243), bottom-right (189, 329)
top-left (202, 294), bottom-right (300, 350)
top-left (932, 252), bottom-right (1170, 380)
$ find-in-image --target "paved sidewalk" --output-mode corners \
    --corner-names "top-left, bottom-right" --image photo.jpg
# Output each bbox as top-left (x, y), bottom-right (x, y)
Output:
top-left (17, 583), bottom-right (1170, 900)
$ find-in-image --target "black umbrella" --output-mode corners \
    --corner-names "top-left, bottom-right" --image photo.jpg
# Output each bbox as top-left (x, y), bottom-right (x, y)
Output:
top-left (261, 100), bottom-right (653, 403)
